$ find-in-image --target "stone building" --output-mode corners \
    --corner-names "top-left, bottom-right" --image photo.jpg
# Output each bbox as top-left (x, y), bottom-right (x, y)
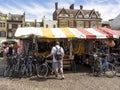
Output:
top-left (7, 13), bottom-right (25, 38)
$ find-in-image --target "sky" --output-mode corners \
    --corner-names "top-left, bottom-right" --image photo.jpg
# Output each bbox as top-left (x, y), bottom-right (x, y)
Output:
top-left (0, 0), bottom-right (120, 21)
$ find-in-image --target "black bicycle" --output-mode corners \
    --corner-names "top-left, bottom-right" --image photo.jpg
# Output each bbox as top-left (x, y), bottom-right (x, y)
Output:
top-left (19, 55), bottom-right (34, 78)
top-left (91, 54), bottom-right (116, 78)
top-left (36, 56), bottom-right (53, 78)
top-left (110, 53), bottom-right (120, 77)
top-left (4, 56), bottom-right (17, 77)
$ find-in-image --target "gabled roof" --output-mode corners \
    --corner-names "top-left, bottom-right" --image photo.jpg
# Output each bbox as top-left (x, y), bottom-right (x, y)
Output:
top-left (89, 9), bottom-right (99, 18)
top-left (58, 7), bottom-right (69, 16)
top-left (55, 8), bottom-right (100, 19)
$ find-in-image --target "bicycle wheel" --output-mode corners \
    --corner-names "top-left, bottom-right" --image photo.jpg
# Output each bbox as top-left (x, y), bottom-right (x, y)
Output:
top-left (31, 64), bottom-right (36, 76)
top-left (37, 64), bottom-right (48, 78)
top-left (114, 65), bottom-right (120, 77)
top-left (20, 64), bottom-right (26, 77)
top-left (104, 63), bottom-right (116, 78)
top-left (4, 65), bottom-right (11, 77)
top-left (9, 65), bottom-right (15, 77)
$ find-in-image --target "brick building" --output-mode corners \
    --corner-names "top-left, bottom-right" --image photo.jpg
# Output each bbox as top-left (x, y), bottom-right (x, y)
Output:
top-left (53, 2), bottom-right (102, 28)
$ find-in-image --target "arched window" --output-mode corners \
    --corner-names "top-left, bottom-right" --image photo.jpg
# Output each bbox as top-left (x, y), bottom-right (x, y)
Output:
top-left (53, 24), bottom-right (56, 28)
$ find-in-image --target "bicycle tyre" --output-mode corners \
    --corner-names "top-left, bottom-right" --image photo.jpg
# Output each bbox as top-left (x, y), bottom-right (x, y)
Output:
top-left (9, 65), bottom-right (15, 77)
top-left (114, 65), bottom-right (120, 77)
top-left (20, 64), bottom-right (26, 77)
top-left (104, 63), bottom-right (116, 78)
top-left (3, 65), bottom-right (11, 77)
top-left (37, 64), bottom-right (48, 78)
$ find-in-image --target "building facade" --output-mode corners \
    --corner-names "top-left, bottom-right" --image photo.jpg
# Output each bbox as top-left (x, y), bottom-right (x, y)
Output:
top-left (25, 19), bottom-right (42, 27)
top-left (7, 13), bottom-right (25, 38)
top-left (42, 16), bottom-right (57, 28)
top-left (53, 2), bottom-right (102, 28)
top-left (0, 12), bottom-right (7, 41)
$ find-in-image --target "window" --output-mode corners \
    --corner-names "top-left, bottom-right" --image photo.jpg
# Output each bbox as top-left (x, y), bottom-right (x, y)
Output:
top-left (26, 23), bottom-right (31, 27)
top-left (85, 14), bottom-right (89, 18)
top-left (18, 24), bottom-right (21, 27)
top-left (2, 23), bottom-right (5, 27)
top-left (16, 18), bottom-right (19, 21)
top-left (78, 15), bottom-right (83, 18)
top-left (85, 21), bottom-right (89, 28)
top-left (53, 24), bottom-right (56, 28)
top-left (36, 23), bottom-right (40, 27)
top-left (0, 23), bottom-right (2, 27)
top-left (8, 32), bottom-right (13, 37)
top-left (76, 21), bottom-right (84, 28)
top-left (0, 31), bottom-right (6, 37)
top-left (59, 14), bottom-right (68, 17)
top-left (91, 15), bottom-right (97, 19)
top-left (60, 22), bottom-right (67, 27)
top-left (46, 24), bottom-right (48, 28)
top-left (91, 21), bottom-right (97, 27)
top-left (69, 21), bottom-right (74, 27)
top-left (69, 14), bottom-right (74, 18)
top-left (8, 24), bottom-right (12, 29)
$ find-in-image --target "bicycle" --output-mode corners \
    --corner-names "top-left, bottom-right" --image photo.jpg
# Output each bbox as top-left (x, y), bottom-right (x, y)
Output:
top-left (36, 56), bottom-right (53, 78)
top-left (110, 53), bottom-right (120, 77)
top-left (91, 54), bottom-right (116, 78)
top-left (4, 56), bottom-right (15, 77)
top-left (19, 55), bottom-right (34, 78)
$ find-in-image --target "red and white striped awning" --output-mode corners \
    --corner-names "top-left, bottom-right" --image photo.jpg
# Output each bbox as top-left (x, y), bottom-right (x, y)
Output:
top-left (14, 27), bottom-right (119, 39)
top-left (99, 27), bottom-right (120, 38)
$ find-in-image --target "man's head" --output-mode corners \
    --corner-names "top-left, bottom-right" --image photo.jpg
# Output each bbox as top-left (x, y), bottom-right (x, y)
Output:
top-left (56, 41), bottom-right (60, 45)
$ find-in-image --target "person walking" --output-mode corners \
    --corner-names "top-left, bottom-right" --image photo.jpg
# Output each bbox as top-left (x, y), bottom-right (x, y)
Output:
top-left (46, 41), bottom-right (65, 79)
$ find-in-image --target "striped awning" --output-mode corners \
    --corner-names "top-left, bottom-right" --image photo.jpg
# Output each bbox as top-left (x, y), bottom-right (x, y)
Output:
top-left (99, 27), bottom-right (120, 38)
top-left (14, 27), bottom-right (119, 39)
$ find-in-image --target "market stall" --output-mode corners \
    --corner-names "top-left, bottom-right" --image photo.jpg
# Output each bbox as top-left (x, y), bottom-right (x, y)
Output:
top-left (14, 27), bottom-right (120, 70)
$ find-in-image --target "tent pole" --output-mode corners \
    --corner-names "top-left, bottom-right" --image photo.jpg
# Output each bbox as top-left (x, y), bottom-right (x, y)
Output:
top-left (70, 38), bottom-right (73, 56)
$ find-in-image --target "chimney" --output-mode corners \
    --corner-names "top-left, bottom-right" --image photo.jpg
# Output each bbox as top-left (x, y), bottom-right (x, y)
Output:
top-left (80, 5), bottom-right (83, 9)
top-left (70, 4), bottom-right (74, 9)
top-left (55, 2), bottom-right (58, 10)
top-left (34, 19), bottom-right (36, 27)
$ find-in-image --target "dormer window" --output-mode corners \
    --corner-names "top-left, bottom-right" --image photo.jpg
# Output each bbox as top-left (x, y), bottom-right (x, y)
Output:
top-left (78, 15), bottom-right (83, 18)
top-left (91, 15), bottom-right (97, 18)
top-left (85, 14), bottom-right (89, 18)
top-left (69, 14), bottom-right (74, 18)
top-left (59, 14), bottom-right (68, 17)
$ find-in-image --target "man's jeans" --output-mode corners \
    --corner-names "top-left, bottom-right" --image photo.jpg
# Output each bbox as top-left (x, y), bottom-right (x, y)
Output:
top-left (99, 59), bottom-right (109, 71)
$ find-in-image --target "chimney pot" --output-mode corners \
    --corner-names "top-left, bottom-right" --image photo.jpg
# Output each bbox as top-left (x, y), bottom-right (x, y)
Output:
top-left (55, 2), bottom-right (58, 10)
top-left (70, 4), bottom-right (74, 9)
top-left (80, 5), bottom-right (83, 9)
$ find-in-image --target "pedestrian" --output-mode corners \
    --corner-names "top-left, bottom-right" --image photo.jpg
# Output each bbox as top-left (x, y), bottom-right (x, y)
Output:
top-left (46, 41), bottom-right (65, 79)
top-left (7, 44), bottom-right (13, 57)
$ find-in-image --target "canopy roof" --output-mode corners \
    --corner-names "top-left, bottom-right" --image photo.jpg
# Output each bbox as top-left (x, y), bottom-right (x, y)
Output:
top-left (14, 27), bottom-right (120, 39)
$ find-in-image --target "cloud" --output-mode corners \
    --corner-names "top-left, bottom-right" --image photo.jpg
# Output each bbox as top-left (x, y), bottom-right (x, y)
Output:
top-left (0, 0), bottom-right (120, 21)
top-left (83, 1), bottom-right (120, 20)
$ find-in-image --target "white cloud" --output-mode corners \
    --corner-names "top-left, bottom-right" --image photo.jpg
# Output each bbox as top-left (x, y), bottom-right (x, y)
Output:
top-left (83, 2), bottom-right (120, 20)
top-left (0, 0), bottom-right (120, 21)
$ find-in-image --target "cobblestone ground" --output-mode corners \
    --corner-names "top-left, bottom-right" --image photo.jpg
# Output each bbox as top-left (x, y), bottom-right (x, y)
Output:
top-left (0, 58), bottom-right (120, 90)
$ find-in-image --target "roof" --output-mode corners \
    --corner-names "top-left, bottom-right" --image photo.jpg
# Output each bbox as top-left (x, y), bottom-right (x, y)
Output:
top-left (110, 14), bottom-right (120, 30)
top-left (54, 8), bottom-right (100, 18)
